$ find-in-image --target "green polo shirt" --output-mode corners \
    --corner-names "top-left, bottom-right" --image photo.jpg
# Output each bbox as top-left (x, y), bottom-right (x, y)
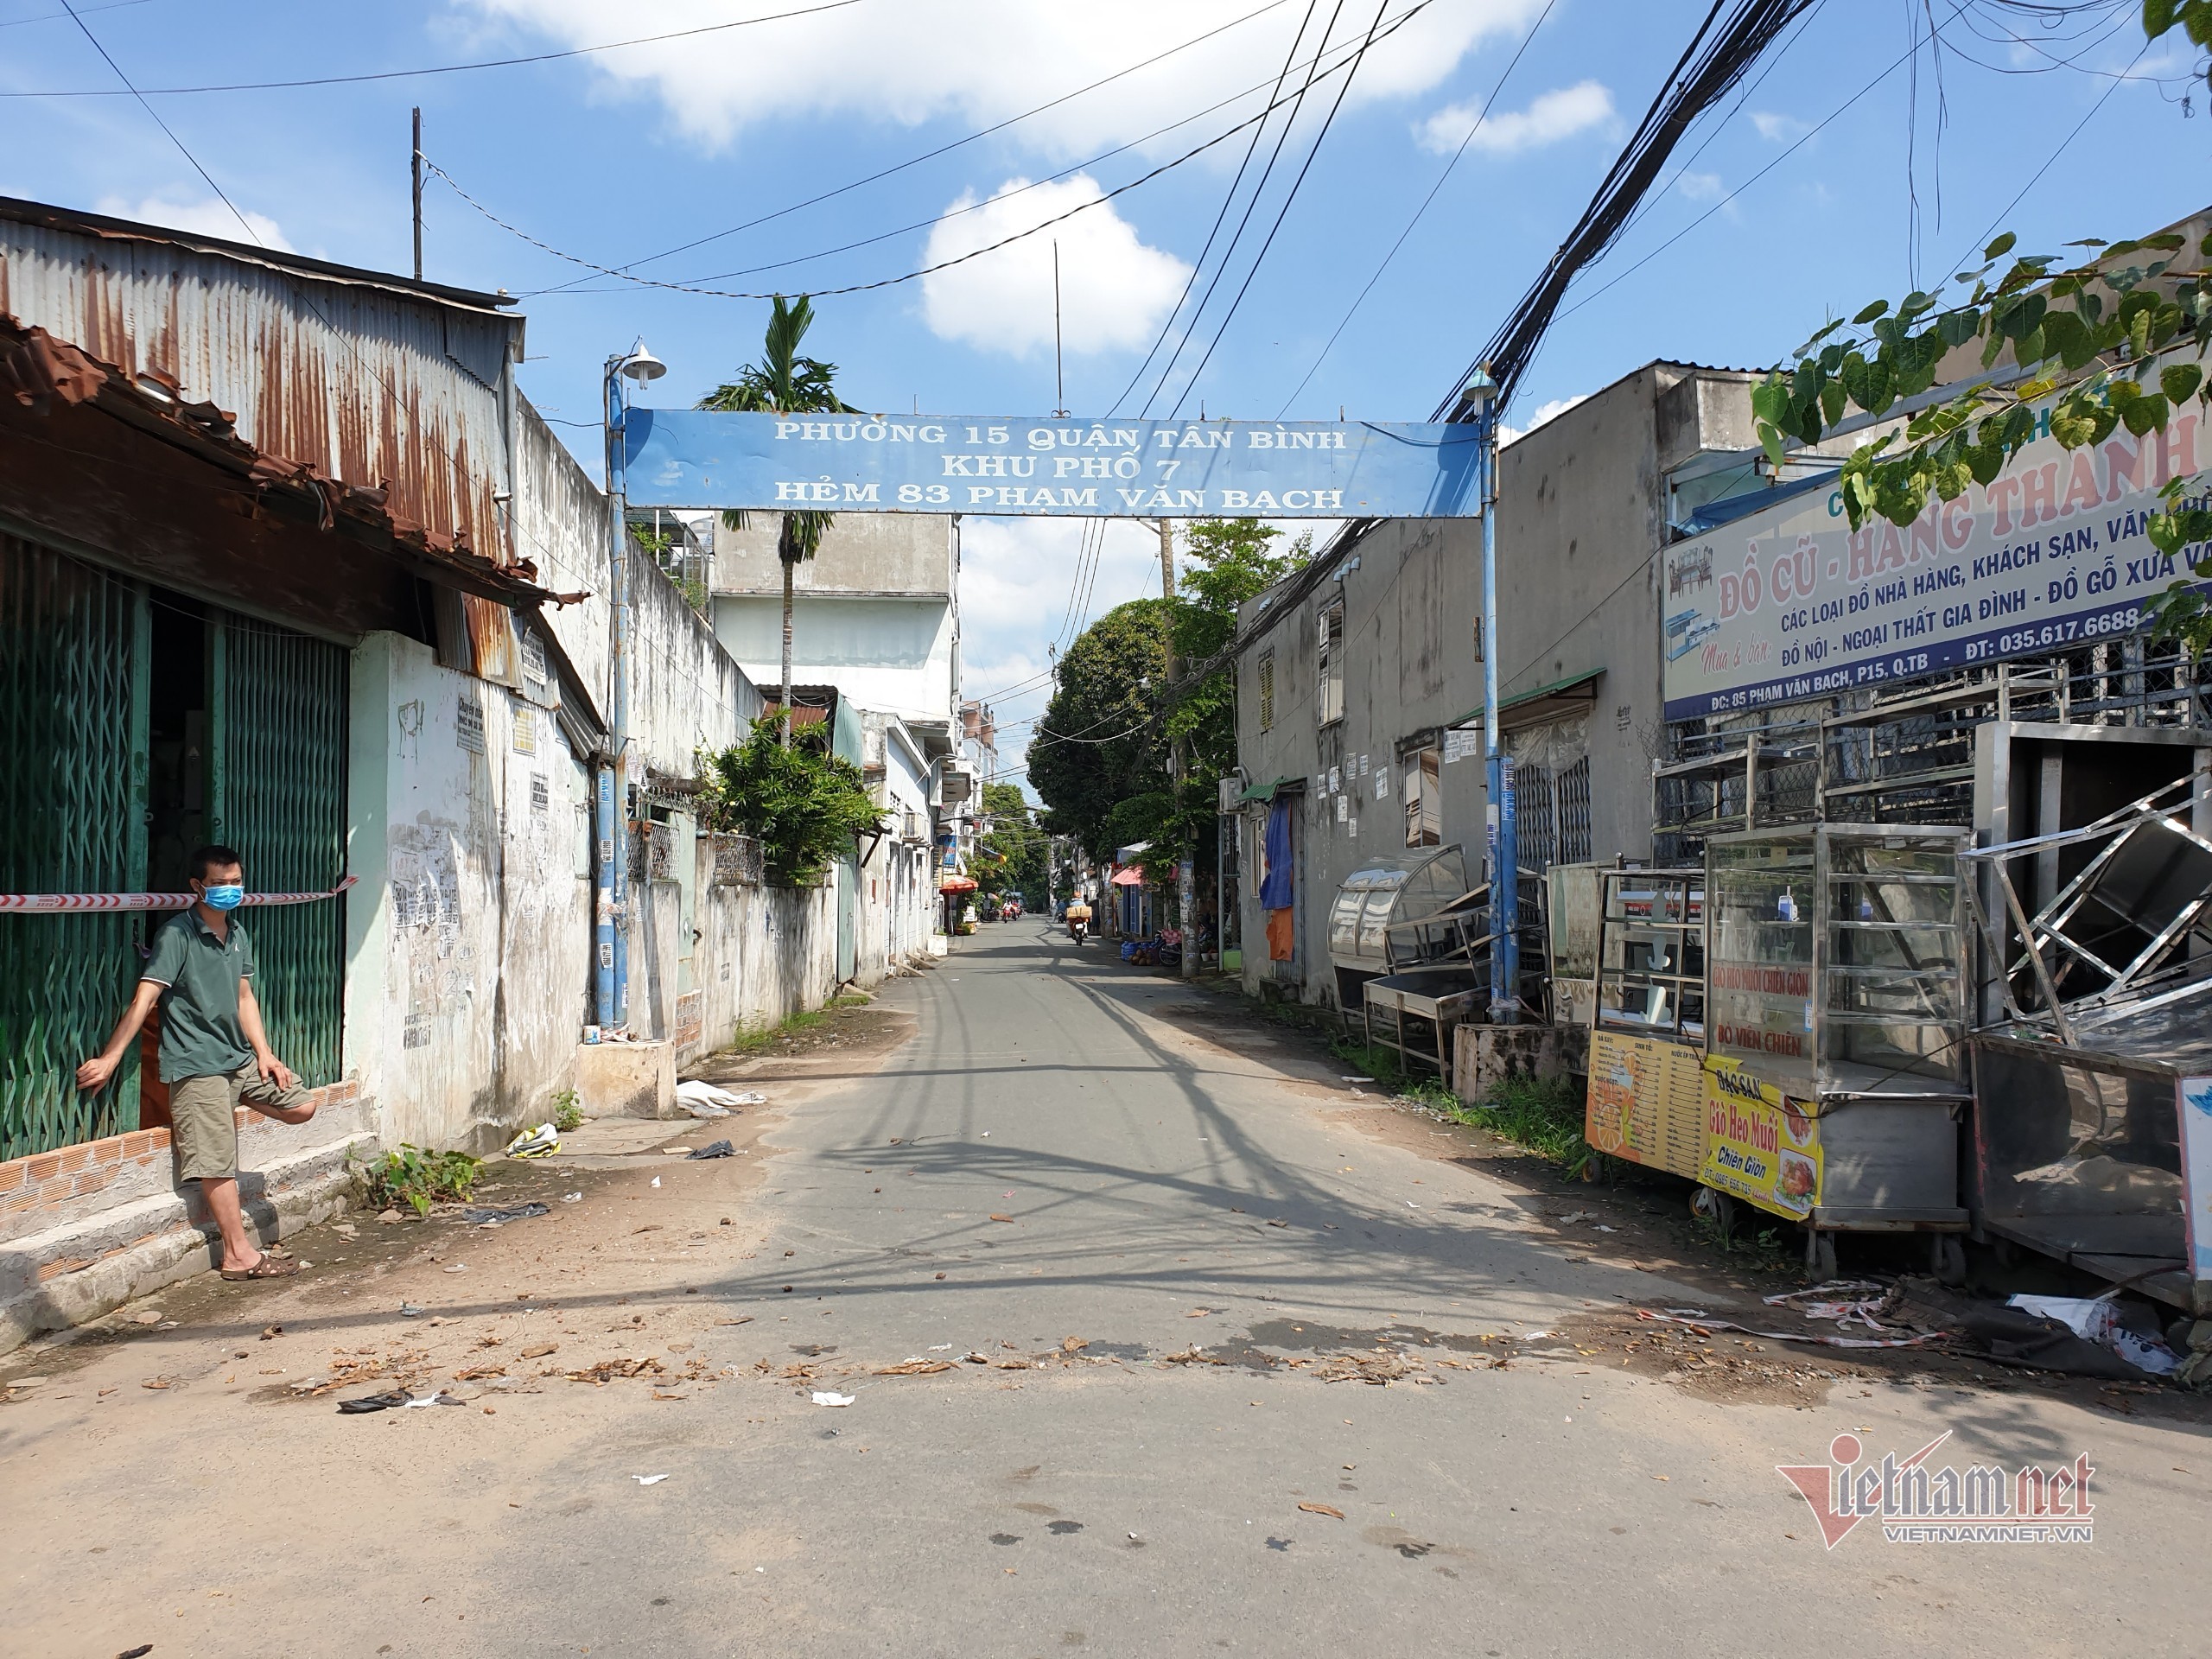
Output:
top-left (142, 910), bottom-right (257, 1082)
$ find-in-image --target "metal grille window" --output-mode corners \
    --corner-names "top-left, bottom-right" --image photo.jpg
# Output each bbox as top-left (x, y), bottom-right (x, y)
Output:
top-left (1257, 650), bottom-right (1275, 733)
top-left (1402, 747), bottom-right (1441, 847)
top-left (1316, 602), bottom-right (1344, 728)
top-left (0, 537), bottom-right (146, 1160)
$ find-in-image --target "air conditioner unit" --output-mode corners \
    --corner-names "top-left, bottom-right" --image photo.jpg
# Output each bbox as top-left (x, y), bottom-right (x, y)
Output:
top-left (1217, 772), bottom-right (1247, 814)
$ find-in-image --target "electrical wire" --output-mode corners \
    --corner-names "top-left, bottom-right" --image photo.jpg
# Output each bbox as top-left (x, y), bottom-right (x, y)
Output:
top-left (532, 0), bottom-right (1301, 296)
top-left (4, 0), bottom-right (874, 97)
top-left (1104, 0), bottom-right (1324, 418)
top-left (1167, 0), bottom-right (1391, 417)
top-left (1273, 0), bottom-right (1560, 417)
top-left (1135, 0), bottom-right (1343, 418)
top-left (428, 0), bottom-right (1443, 302)
top-left (1433, 0), bottom-right (1821, 420)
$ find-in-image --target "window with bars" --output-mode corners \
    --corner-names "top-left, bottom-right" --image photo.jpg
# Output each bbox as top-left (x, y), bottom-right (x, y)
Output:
top-left (1316, 601), bottom-right (1344, 728)
top-left (1402, 747), bottom-right (1441, 847)
top-left (1257, 650), bottom-right (1275, 733)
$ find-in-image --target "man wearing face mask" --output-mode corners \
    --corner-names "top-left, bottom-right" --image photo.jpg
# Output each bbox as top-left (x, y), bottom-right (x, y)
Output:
top-left (76, 844), bottom-right (317, 1280)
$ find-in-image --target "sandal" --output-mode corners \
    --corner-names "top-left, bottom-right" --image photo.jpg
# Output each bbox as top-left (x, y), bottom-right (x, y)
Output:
top-left (219, 1252), bottom-right (300, 1281)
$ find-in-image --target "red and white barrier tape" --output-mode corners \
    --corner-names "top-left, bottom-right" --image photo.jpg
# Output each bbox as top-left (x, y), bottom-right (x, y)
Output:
top-left (0, 875), bottom-right (358, 914)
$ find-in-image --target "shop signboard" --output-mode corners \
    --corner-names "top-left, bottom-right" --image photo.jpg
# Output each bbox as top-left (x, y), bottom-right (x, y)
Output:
top-left (1700, 1055), bottom-right (1824, 1221)
top-left (1661, 395), bottom-right (2207, 721)
top-left (2182, 1075), bottom-right (2212, 1285)
top-left (1585, 1029), bottom-right (1705, 1178)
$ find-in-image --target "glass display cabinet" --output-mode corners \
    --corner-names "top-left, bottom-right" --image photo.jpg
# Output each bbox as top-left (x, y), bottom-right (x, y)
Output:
top-left (1704, 824), bottom-right (1973, 1276)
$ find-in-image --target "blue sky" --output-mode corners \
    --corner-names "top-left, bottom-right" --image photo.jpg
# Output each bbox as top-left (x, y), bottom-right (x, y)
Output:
top-left (3, 0), bottom-right (2204, 786)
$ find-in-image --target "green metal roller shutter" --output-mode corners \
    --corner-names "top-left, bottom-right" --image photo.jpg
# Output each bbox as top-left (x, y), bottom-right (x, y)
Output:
top-left (215, 613), bottom-right (348, 1090)
top-left (0, 536), bottom-right (149, 1160)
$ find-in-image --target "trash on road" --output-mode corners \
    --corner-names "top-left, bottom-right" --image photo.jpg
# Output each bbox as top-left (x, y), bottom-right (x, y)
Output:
top-left (337, 1391), bottom-right (410, 1414)
top-left (463, 1202), bottom-right (550, 1225)
top-left (1635, 1308), bottom-right (1942, 1350)
top-left (687, 1140), bottom-right (735, 1160)
top-left (632, 1473), bottom-right (670, 1485)
top-left (260, 1325), bottom-right (282, 1340)
top-left (399, 1303), bottom-right (425, 1318)
top-left (505, 1123), bottom-right (561, 1160)
top-left (675, 1080), bottom-right (761, 1116)
top-left (562, 1192), bottom-right (583, 1203)
top-left (811, 1390), bottom-right (856, 1406)
top-left (651, 1176), bottom-right (661, 1188)
top-left (442, 1263), bottom-right (468, 1274)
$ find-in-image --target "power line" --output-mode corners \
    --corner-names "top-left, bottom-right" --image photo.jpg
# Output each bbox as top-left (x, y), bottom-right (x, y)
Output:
top-left (1167, 0), bottom-right (1390, 417)
top-left (427, 0), bottom-right (1443, 303)
top-left (1274, 0), bottom-right (1560, 418)
top-left (4, 0), bottom-right (873, 97)
top-left (1105, 0), bottom-right (1323, 418)
top-left (1433, 0), bottom-right (1822, 420)
top-left (1135, 0), bottom-right (1342, 418)
top-left (531, 0), bottom-right (1300, 296)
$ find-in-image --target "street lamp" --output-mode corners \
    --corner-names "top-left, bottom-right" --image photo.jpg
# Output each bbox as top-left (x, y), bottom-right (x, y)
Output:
top-left (594, 338), bottom-right (671, 1033)
top-left (1461, 367), bottom-right (1517, 1025)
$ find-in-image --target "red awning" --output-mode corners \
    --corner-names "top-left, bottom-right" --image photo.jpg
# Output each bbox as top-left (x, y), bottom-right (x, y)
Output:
top-left (938, 874), bottom-right (977, 893)
top-left (1109, 868), bottom-right (1144, 887)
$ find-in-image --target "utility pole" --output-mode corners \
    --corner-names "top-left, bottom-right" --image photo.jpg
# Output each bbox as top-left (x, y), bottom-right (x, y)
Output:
top-left (1155, 518), bottom-right (1198, 977)
top-left (1463, 368), bottom-right (1516, 1024)
top-left (410, 108), bottom-right (423, 283)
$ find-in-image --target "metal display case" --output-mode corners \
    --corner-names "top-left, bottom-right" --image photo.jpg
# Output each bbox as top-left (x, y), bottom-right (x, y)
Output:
top-left (1594, 868), bottom-right (1705, 1042)
top-left (1704, 824), bottom-right (1973, 1274)
top-left (1325, 845), bottom-right (1468, 1010)
top-left (1972, 983), bottom-right (2212, 1316)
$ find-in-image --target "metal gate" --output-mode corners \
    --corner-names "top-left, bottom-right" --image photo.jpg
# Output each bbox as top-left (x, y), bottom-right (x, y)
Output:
top-left (0, 537), bottom-right (148, 1160)
top-left (218, 614), bottom-right (347, 1089)
top-left (0, 537), bottom-right (348, 1160)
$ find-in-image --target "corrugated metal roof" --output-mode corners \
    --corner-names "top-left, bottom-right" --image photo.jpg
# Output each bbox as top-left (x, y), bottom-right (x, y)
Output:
top-left (0, 199), bottom-right (522, 565)
top-left (0, 196), bottom-right (513, 312)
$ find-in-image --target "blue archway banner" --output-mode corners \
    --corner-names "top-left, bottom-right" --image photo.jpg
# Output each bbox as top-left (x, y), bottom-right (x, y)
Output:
top-left (620, 410), bottom-right (1482, 518)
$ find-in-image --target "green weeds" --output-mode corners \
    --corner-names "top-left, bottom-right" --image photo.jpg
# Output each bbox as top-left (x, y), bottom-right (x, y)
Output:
top-left (364, 1144), bottom-right (481, 1217)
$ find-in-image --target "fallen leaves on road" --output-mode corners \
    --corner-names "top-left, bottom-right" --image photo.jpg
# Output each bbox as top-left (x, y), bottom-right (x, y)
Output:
top-left (1061, 1337), bottom-right (1088, 1353)
top-left (140, 1376), bottom-right (175, 1390)
top-left (1159, 1349), bottom-right (1224, 1367)
top-left (452, 1365), bottom-right (506, 1382)
top-left (520, 1344), bottom-right (558, 1359)
top-left (874, 1359), bottom-right (956, 1376)
top-left (715, 1316), bottom-right (754, 1327)
top-left (1297, 1503), bottom-right (1345, 1520)
top-left (988, 1213), bottom-right (1014, 1224)
top-left (1313, 1351), bottom-right (1427, 1386)
top-left (566, 1357), bottom-right (667, 1385)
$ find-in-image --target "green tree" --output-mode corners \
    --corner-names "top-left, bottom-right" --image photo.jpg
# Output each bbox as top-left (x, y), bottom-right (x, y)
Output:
top-left (1747, 227), bottom-right (2212, 650)
top-left (699, 716), bottom-right (883, 887)
top-left (698, 295), bottom-right (858, 743)
top-left (972, 781), bottom-right (1048, 906)
top-left (1028, 599), bottom-right (1171, 861)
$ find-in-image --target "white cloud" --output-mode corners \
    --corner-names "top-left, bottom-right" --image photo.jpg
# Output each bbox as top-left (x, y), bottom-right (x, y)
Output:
top-left (1415, 79), bottom-right (1614, 156)
top-left (1497, 390), bottom-right (1586, 445)
top-left (95, 194), bottom-right (293, 251)
top-left (921, 175), bottom-right (1189, 357)
top-left (1750, 110), bottom-right (1809, 143)
top-left (1675, 169), bottom-right (1724, 202)
top-left (463, 0), bottom-right (1545, 156)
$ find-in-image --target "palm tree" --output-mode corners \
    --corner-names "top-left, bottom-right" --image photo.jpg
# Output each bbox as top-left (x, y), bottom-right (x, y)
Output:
top-left (699, 294), bottom-right (857, 745)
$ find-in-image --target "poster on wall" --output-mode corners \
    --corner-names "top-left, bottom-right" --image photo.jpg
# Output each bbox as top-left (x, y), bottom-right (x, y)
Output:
top-left (1661, 390), bottom-right (2206, 721)
top-left (1585, 1030), bottom-right (1706, 1178)
top-left (1700, 1055), bottom-right (1823, 1221)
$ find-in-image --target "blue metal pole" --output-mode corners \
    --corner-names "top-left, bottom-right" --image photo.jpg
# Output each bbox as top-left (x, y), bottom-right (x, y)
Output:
top-left (598, 357), bottom-right (632, 1031)
top-left (1479, 398), bottom-right (1517, 1022)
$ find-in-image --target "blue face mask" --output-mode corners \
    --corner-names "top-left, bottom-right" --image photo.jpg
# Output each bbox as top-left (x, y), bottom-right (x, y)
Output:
top-left (200, 884), bottom-right (245, 912)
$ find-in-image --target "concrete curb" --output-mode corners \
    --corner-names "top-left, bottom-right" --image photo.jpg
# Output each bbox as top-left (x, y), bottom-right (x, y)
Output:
top-left (0, 1130), bottom-right (378, 1354)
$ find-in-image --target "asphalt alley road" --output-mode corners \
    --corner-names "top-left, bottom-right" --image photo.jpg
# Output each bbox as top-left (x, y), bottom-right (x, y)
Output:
top-left (7, 923), bottom-right (2209, 1657)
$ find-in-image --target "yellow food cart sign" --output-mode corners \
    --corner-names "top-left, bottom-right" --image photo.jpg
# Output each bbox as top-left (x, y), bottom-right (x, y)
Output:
top-left (1586, 1030), bottom-right (1706, 1179)
top-left (1700, 1055), bottom-right (1823, 1220)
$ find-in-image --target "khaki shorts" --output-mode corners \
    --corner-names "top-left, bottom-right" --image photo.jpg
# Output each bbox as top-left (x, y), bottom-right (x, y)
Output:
top-left (168, 1062), bottom-right (314, 1183)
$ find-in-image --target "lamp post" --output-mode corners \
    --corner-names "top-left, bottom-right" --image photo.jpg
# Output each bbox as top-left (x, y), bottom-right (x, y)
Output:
top-left (600, 337), bottom-right (666, 1033)
top-left (1462, 367), bottom-right (1517, 1025)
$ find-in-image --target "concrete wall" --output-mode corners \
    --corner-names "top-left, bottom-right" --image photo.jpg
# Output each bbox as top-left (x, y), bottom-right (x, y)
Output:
top-left (346, 631), bottom-right (594, 1152)
top-left (1230, 362), bottom-right (1758, 1008)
